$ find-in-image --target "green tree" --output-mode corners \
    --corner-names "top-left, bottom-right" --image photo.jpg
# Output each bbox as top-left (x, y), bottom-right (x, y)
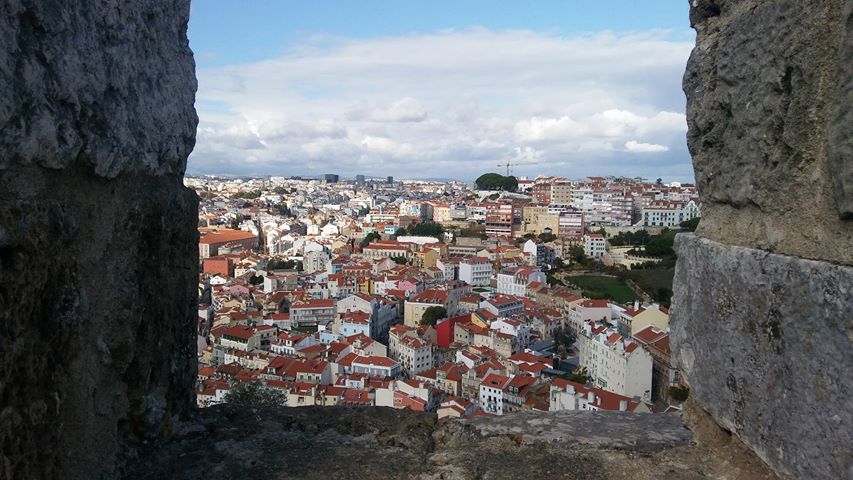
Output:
top-left (475, 172), bottom-right (518, 192)
top-left (360, 231), bottom-right (381, 249)
top-left (679, 217), bottom-right (700, 231)
top-left (553, 327), bottom-right (576, 349)
top-left (390, 256), bottom-right (409, 265)
top-left (267, 257), bottom-right (302, 271)
top-left (225, 382), bottom-right (285, 408)
top-left (231, 189), bottom-right (263, 199)
top-left (230, 214), bottom-right (243, 230)
top-left (567, 245), bottom-right (586, 264)
top-left (546, 272), bottom-right (564, 286)
top-left (272, 203), bottom-right (291, 217)
top-left (420, 306), bottom-right (447, 326)
top-left (611, 230), bottom-right (650, 247)
top-left (644, 230), bottom-right (676, 256)
top-left (404, 222), bottom-right (444, 237)
top-left (538, 232), bottom-right (557, 243)
top-left (654, 287), bottom-right (673, 307)
top-left (248, 275), bottom-right (264, 285)
top-left (568, 366), bottom-right (592, 384)
top-left (668, 386), bottom-right (690, 402)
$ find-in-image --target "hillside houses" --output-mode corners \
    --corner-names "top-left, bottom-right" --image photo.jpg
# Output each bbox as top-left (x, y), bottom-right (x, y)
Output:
top-left (192, 175), bottom-right (693, 417)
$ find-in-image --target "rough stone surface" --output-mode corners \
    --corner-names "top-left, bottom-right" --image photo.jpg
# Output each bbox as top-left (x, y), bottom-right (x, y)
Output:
top-left (125, 405), bottom-right (780, 480)
top-left (464, 409), bottom-right (692, 451)
top-left (671, 234), bottom-right (853, 480)
top-left (0, 0), bottom-right (197, 178)
top-left (828, 2), bottom-right (853, 219)
top-left (0, 1), bottom-right (198, 479)
top-left (684, 0), bottom-right (852, 264)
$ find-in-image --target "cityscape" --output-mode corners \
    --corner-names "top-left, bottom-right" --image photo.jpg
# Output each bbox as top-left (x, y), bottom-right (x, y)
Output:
top-left (4, 1), bottom-right (849, 479)
top-left (192, 172), bottom-right (699, 416)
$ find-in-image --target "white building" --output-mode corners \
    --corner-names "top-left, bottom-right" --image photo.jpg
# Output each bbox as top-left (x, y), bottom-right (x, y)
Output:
top-left (549, 378), bottom-right (649, 413)
top-left (641, 199), bottom-right (700, 227)
top-left (339, 311), bottom-right (371, 338)
top-left (496, 266), bottom-right (547, 297)
top-left (583, 233), bottom-right (606, 258)
top-left (479, 373), bottom-right (511, 415)
top-left (388, 325), bottom-right (434, 376)
top-left (578, 321), bottom-right (653, 401)
top-left (304, 249), bottom-right (330, 273)
top-left (458, 256), bottom-right (494, 286)
top-left (351, 355), bottom-right (402, 378)
top-left (522, 239), bottom-right (552, 267)
top-left (490, 317), bottom-right (532, 352)
top-left (481, 294), bottom-right (525, 318)
top-left (568, 299), bottom-right (613, 334)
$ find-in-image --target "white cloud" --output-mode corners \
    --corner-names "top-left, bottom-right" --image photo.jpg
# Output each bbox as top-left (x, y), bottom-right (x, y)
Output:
top-left (196, 124), bottom-right (265, 150)
top-left (625, 140), bottom-right (670, 153)
top-left (259, 120), bottom-right (347, 141)
top-left (514, 116), bottom-right (583, 142)
top-left (514, 110), bottom-right (686, 143)
top-left (346, 97), bottom-right (427, 122)
top-left (360, 135), bottom-right (413, 155)
top-left (189, 28), bottom-right (694, 180)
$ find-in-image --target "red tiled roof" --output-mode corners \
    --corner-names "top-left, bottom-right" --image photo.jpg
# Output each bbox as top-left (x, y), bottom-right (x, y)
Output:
top-left (199, 229), bottom-right (257, 245)
top-left (353, 356), bottom-right (398, 367)
top-left (292, 299), bottom-right (335, 309)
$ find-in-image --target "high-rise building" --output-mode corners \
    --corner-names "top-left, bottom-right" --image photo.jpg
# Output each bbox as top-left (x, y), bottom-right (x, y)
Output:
top-left (355, 174), bottom-right (365, 185)
top-left (386, 176), bottom-right (394, 184)
top-left (323, 174), bottom-right (339, 184)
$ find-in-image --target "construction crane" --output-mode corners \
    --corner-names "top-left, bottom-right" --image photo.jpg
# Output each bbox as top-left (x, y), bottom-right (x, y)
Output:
top-left (497, 160), bottom-right (539, 177)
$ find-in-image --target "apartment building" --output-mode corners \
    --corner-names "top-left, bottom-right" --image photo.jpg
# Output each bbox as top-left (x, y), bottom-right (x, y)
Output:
top-left (458, 256), bottom-right (494, 286)
top-left (290, 299), bottom-right (337, 327)
top-left (583, 233), bottom-right (606, 258)
top-left (496, 266), bottom-right (547, 297)
top-left (578, 321), bottom-right (653, 401)
top-left (641, 199), bottom-right (700, 227)
top-left (388, 325), bottom-right (435, 376)
top-left (484, 203), bottom-right (514, 237)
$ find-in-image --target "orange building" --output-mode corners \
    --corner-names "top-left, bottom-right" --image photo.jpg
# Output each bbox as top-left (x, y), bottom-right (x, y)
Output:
top-left (203, 256), bottom-right (234, 277)
top-left (199, 229), bottom-right (258, 258)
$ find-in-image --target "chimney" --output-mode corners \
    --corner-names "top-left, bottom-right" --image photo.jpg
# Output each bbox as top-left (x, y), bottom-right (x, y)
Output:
top-left (619, 399), bottom-right (628, 412)
top-left (633, 300), bottom-right (639, 310)
top-left (587, 391), bottom-right (595, 403)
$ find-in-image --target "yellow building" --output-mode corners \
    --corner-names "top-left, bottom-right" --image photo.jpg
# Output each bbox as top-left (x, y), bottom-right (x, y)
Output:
top-left (413, 247), bottom-right (439, 268)
top-left (629, 305), bottom-right (670, 336)
top-left (522, 206), bottom-right (560, 235)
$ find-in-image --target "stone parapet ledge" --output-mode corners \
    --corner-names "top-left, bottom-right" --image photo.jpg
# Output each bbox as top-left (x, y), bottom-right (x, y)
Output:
top-left (124, 405), bottom-right (786, 480)
top-left (462, 410), bottom-right (691, 451)
top-left (671, 233), bottom-right (853, 480)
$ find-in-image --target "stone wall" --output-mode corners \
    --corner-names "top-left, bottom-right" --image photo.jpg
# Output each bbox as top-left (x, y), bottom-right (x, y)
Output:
top-left (0, 1), bottom-right (198, 479)
top-left (673, 1), bottom-right (852, 479)
top-left (684, 0), bottom-right (852, 265)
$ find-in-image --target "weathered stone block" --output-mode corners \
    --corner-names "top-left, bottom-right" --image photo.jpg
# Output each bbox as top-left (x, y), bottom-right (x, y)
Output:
top-left (0, 1), bottom-right (198, 479)
top-left (0, 0), bottom-right (197, 178)
top-left (671, 233), bottom-right (853, 480)
top-left (827, 2), bottom-right (853, 219)
top-left (684, 0), bottom-right (852, 264)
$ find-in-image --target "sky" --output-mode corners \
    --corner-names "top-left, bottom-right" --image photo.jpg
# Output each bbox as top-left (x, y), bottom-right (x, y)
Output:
top-left (187, 1), bottom-right (695, 182)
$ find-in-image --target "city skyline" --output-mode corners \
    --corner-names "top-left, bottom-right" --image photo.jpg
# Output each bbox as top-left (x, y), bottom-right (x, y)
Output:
top-left (187, 1), bottom-right (696, 182)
